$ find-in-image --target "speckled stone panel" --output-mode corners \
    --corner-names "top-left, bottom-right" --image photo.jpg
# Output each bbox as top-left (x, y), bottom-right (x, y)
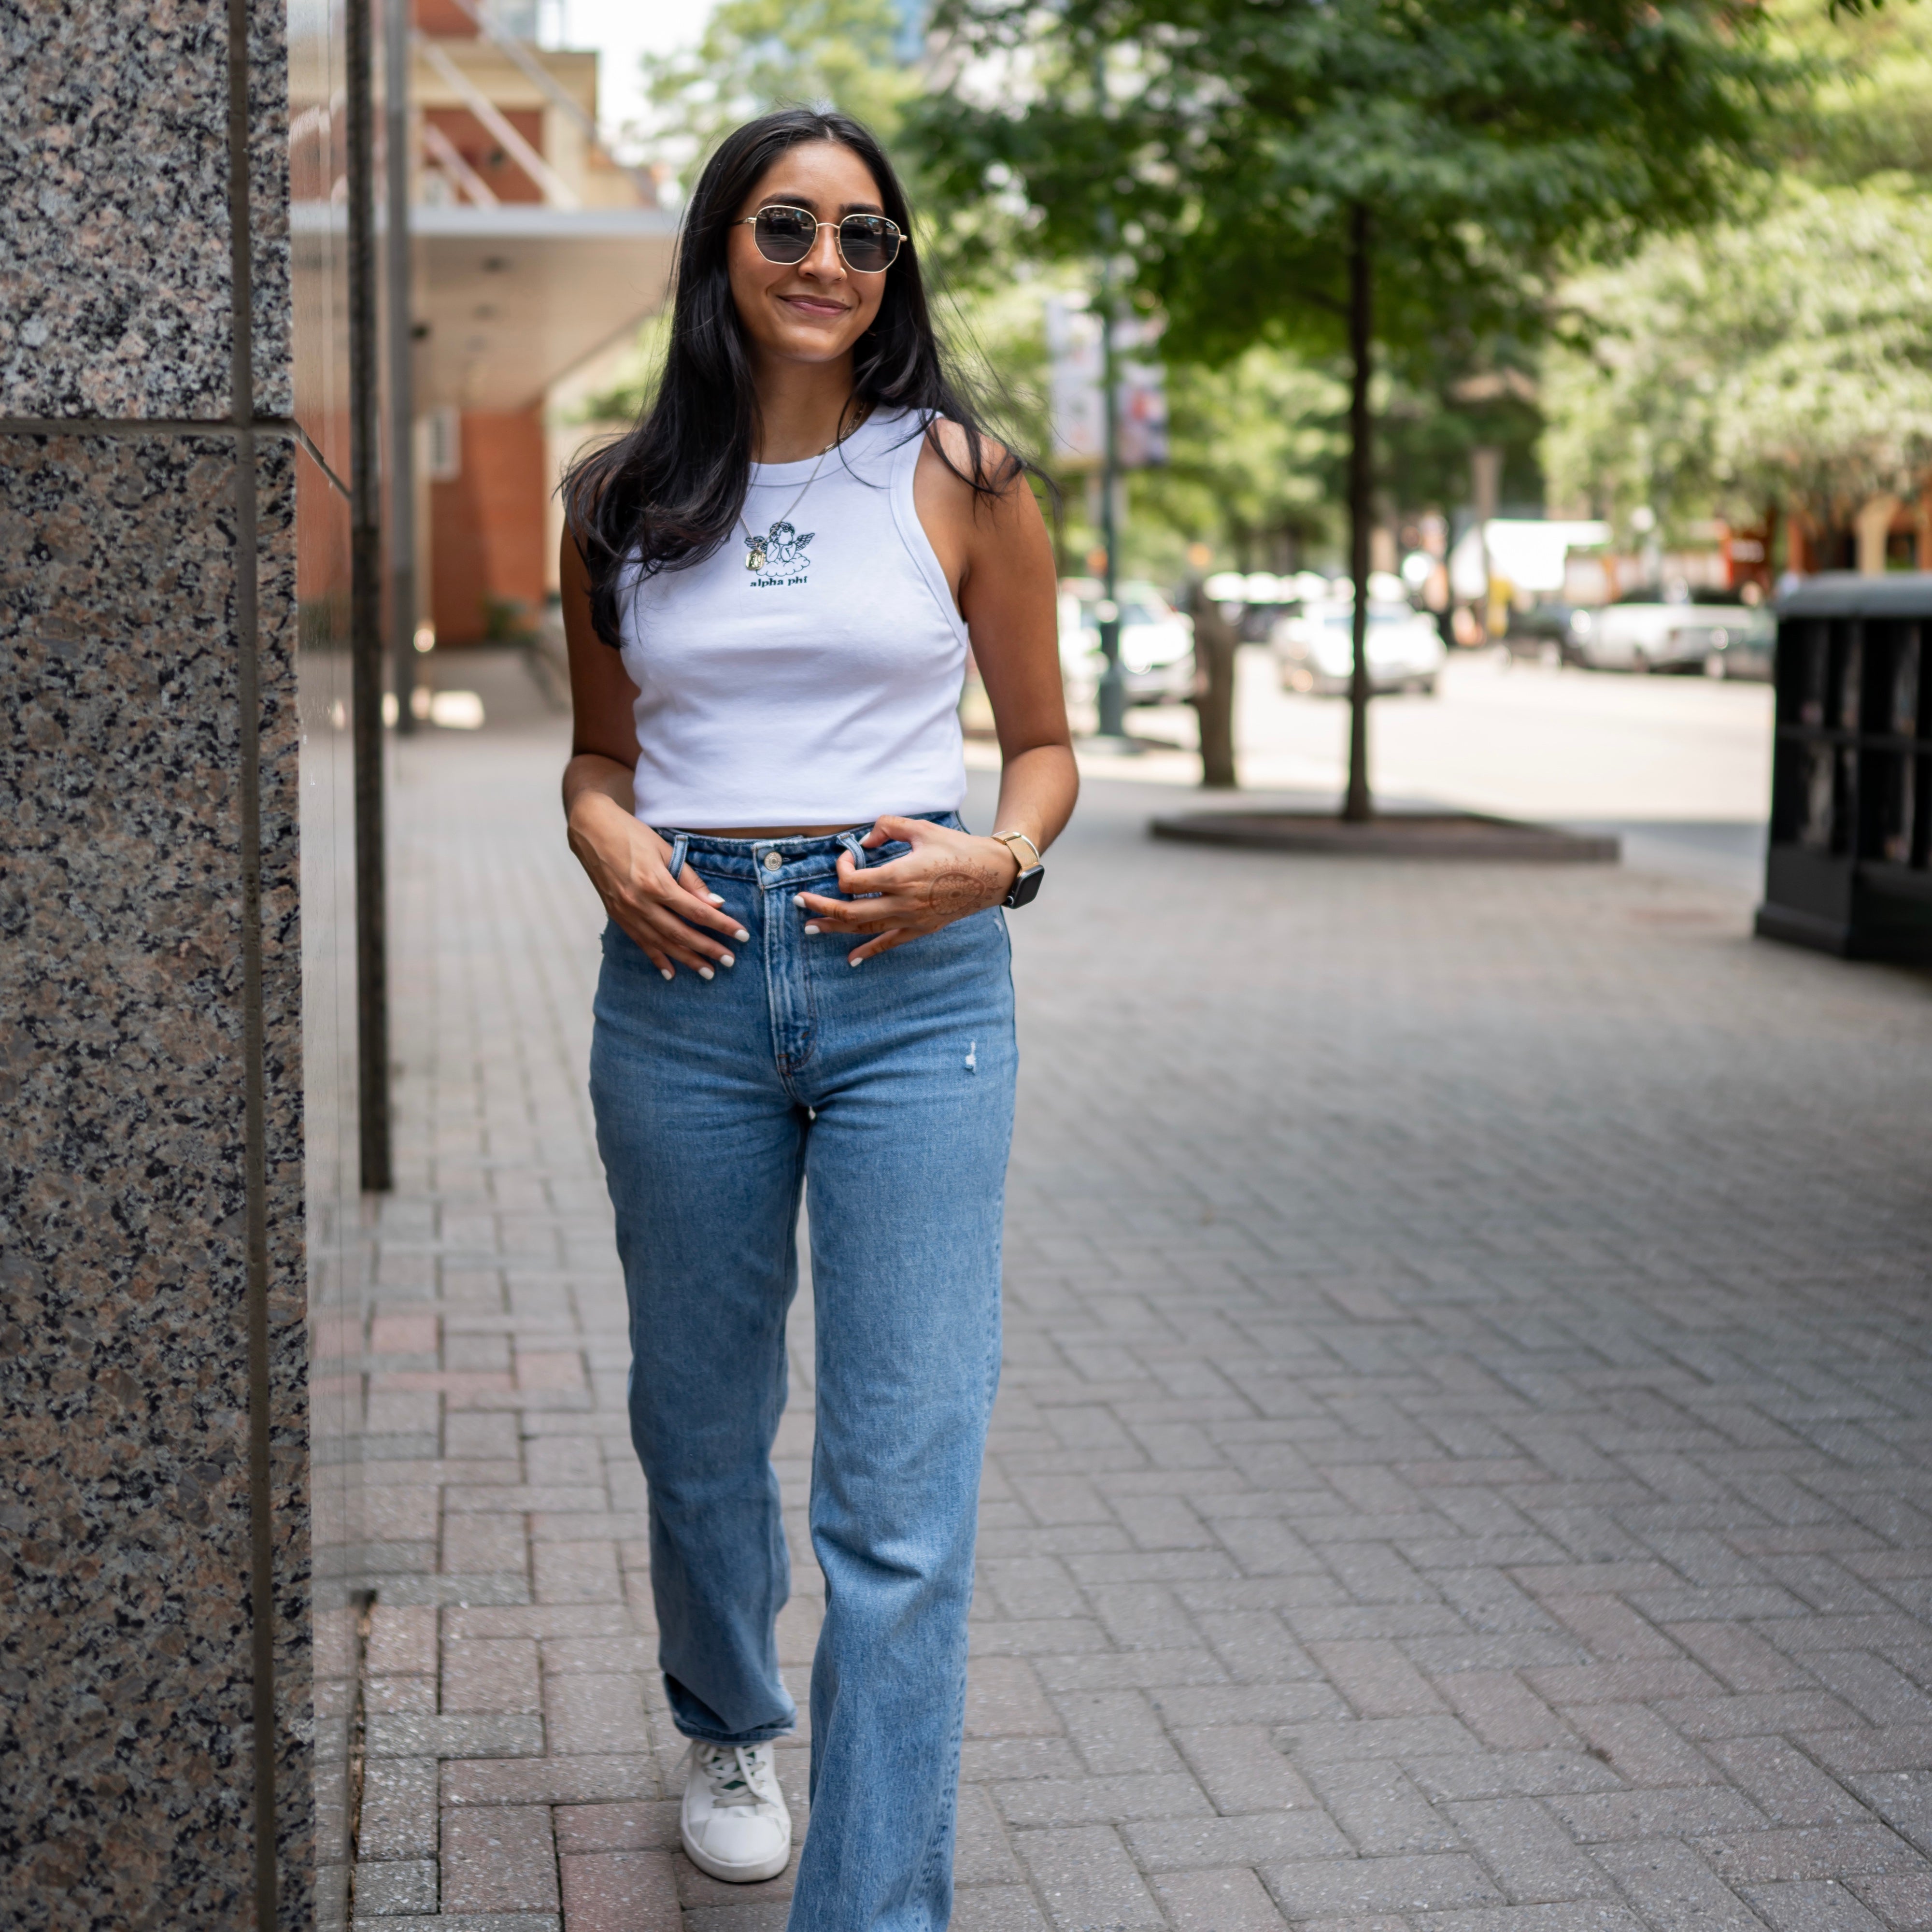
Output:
top-left (257, 433), bottom-right (312, 1932)
top-left (295, 440), bottom-right (360, 1932)
top-left (0, 0), bottom-right (291, 421)
top-left (0, 431), bottom-right (310, 1932)
top-left (247, 0), bottom-right (295, 420)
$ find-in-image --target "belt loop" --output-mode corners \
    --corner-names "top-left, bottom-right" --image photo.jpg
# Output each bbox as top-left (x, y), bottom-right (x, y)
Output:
top-left (665, 831), bottom-right (689, 879)
top-left (836, 829), bottom-right (869, 870)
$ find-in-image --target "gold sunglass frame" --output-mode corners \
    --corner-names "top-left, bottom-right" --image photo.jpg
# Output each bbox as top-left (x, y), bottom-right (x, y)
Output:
top-left (737, 204), bottom-right (904, 274)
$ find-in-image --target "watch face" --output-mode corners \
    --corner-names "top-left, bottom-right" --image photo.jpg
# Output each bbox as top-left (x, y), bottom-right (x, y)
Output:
top-left (1005, 865), bottom-right (1045, 908)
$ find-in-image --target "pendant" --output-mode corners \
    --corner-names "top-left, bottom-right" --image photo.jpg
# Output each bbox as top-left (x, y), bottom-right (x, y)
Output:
top-left (745, 545), bottom-right (765, 572)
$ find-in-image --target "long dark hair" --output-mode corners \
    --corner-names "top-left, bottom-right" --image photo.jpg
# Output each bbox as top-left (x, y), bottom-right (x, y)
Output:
top-left (565, 106), bottom-right (1024, 648)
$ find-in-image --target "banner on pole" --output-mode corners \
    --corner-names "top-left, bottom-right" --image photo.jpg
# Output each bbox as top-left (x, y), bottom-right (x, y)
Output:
top-left (1113, 313), bottom-right (1168, 470)
top-left (1045, 298), bottom-right (1105, 467)
top-left (1045, 298), bottom-right (1167, 471)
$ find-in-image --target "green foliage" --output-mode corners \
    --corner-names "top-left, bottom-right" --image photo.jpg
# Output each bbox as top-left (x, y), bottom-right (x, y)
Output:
top-left (572, 309), bottom-right (671, 426)
top-left (920, 278), bottom-right (1345, 575)
top-left (638, 0), bottom-right (917, 188)
top-left (1541, 179), bottom-right (1932, 540)
top-left (1776, 0), bottom-right (1932, 184)
top-left (1378, 363), bottom-right (1546, 521)
top-left (483, 594), bottom-right (540, 647)
top-left (912, 0), bottom-right (1794, 372)
top-left (932, 274), bottom-right (1057, 460)
top-left (1130, 348), bottom-right (1348, 570)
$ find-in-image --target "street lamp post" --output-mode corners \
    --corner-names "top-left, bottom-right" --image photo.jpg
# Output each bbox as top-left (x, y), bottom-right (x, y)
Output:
top-left (348, 0), bottom-right (392, 1189)
top-left (384, 0), bottom-right (418, 736)
top-left (1094, 212), bottom-right (1129, 742)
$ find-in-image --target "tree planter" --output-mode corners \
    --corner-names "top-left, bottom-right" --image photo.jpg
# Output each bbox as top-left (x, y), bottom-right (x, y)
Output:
top-left (1151, 810), bottom-right (1619, 862)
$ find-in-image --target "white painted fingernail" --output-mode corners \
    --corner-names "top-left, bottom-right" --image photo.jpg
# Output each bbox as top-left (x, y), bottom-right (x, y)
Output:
top-left (718, 952), bottom-right (735, 968)
top-left (734, 927), bottom-right (750, 942)
top-left (803, 923), bottom-right (820, 935)
top-left (708, 894), bottom-right (725, 905)
top-left (849, 955), bottom-right (865, 967)
top-left (660, 967), bottom-right (673, 981)
top-left (699, 966), bottom-right (714, 981)
top-left (793, 894), bottom-right (807, 907)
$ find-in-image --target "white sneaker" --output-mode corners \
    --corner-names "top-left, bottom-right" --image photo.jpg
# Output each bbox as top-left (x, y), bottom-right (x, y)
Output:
top-left (679, 1739), bottom-right (792, 1883)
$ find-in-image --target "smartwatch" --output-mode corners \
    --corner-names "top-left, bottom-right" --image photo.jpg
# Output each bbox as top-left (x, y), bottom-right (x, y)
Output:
top-left (993, 830), bottom-right (1046, 908)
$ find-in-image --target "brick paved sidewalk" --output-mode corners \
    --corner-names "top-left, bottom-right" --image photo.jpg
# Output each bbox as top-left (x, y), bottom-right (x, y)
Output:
top-left (351, 696), bottom-right (1932, 1932)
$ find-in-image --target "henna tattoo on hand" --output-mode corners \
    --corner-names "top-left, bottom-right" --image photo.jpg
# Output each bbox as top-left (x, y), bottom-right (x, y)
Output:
top-left (928, 864), bottom-right (997, 916)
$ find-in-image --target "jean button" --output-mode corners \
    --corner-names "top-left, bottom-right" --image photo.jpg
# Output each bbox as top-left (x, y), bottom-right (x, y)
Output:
top-left (762, 850), bottom-right (783, 872)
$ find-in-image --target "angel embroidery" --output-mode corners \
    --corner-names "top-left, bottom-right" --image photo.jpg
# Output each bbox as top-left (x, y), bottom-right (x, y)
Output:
top-left (745, 519), bottom-right (814, 574)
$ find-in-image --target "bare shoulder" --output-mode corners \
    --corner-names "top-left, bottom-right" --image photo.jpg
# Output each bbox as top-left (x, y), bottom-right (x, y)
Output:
top-left (915, 416), bottom-right (1045, 547)
top-left (919, 416), bottom-right (1030, 497)
top-left (924, 412), bottom-right (994, 472)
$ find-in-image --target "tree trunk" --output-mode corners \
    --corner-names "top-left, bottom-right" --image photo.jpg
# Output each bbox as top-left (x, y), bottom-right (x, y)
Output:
top-left (1344, 200), bottom-right (1373, 824)
top-left (1191, 588), bottom-right (1240, 789)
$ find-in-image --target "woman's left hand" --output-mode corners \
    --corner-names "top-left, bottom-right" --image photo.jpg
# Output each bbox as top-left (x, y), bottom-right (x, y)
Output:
top-left (794, 815), bottom-right (1022, 964)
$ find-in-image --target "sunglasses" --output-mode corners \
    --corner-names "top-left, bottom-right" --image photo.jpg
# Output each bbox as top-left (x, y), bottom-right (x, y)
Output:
top-left (739, 203), bottom-right (904, 274)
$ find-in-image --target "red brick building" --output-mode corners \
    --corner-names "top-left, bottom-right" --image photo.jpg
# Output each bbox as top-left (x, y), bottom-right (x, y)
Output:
top-left (407, 2), bottom-right (672, 645)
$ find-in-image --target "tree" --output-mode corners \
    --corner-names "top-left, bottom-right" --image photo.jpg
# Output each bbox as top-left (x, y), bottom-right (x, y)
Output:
top-left (914, 0), bottom-right (1789, 818)
top-left (1189, 591), bottom-right (1242, 789)
top-left (637, 0), bottom-right (916, 186)
top-left (1542, 179), bottom-right (1932, 556)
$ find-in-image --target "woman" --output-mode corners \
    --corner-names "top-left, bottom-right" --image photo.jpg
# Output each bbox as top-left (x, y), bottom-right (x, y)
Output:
top-left (558, 108), bottom-right (1076, 1928)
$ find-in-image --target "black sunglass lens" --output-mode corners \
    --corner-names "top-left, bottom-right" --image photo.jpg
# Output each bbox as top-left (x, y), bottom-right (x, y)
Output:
top-left (840, 216), bottom-right (897, 270)
top-left (753, 208), bottom-right (816, 262)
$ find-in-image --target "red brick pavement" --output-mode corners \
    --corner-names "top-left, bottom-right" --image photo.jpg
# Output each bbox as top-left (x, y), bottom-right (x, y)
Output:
top-left (350, 700), bottom-right (1932, 1932)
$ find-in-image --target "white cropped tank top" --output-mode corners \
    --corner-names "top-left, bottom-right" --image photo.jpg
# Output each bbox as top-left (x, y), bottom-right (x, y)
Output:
top-left (616, 409), bottom-right (970, 828)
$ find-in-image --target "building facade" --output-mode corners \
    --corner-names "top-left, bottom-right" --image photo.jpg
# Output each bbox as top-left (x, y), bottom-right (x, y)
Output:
top-left (407, 1), bottom-right (670, 648)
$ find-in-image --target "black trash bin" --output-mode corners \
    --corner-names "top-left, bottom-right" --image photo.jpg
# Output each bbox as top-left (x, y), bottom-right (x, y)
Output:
top-left (1757, 571), bottom-right (1932, 963)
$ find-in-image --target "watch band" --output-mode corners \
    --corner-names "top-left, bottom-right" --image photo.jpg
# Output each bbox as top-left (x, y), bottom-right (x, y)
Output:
top-left (993, 830), bottom-right (1045, 909)
top-left (992, 829), bottom-right (1043, 871)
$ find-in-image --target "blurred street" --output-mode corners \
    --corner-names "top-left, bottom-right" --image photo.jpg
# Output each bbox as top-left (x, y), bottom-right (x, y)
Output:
top-left (353, 655), bottom-right (1932, 1932)
top-left (1046, 649), bottom-right (1775, 892)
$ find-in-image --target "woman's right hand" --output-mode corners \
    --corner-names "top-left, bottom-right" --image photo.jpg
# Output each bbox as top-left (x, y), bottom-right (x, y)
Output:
top-left (566, 791), bottom-right (748, 980)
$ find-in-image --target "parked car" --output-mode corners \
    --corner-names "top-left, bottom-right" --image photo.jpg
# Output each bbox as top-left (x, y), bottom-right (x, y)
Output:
top-left (1691, 596), bottom-right (1776, 681)
top-left (1203, 569), bottom-right (1333, 641)
top-left (1058, 578), bottom-right (1195, 705)
top-left (1703, 614), bottom-right (1776, 681)
top-left (1270, 595), bottom-right (1446, 696)
top-left (1570, 583), bottom-right (1776, 676)
top-left (1506, 599), bottom-right (1588, 665)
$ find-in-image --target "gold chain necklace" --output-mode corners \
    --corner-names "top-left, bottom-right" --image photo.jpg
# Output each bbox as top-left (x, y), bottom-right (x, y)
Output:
top-left (739, 409), bottom-right (869, 572)
top-left (741, 443), bottom-right (832, 572)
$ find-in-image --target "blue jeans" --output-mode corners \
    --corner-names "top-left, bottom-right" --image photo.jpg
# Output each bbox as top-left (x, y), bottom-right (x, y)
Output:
top-left (588, 816), bottom-right (1016, 1932)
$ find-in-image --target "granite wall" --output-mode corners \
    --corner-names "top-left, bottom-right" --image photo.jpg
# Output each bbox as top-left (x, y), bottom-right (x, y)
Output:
top-left (0, 0), bottom-right (355, 1925)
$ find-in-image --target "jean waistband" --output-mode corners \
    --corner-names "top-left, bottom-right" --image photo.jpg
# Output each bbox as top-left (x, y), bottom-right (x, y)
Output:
top-left (651, 811), bottom-right (963, 885)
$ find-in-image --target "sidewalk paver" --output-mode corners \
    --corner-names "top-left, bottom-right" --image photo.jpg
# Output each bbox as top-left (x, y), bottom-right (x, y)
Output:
top-left (352, 692), bottom-right (1932, 1931)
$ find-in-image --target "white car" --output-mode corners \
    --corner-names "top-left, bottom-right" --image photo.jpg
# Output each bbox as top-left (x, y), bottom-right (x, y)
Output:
top-left (1571, 583), bottom-right (1776, 675)
top-left (1270, 597), bottom-right (1446, 696)
top-left (1058, 578), bottom-right (1195, 705)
